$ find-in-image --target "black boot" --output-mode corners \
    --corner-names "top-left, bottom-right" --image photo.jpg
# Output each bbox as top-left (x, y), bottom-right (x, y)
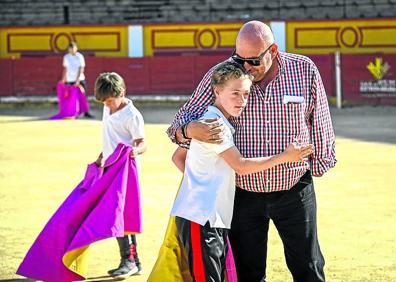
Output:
top-left (130, 234), bottom-right (142, 273)
top-left (110, 258), bottom-right (138, 278)
top-left (108, 235), bottom-right (139, 278)
top-left (84, 112), bottom-right (95, 118)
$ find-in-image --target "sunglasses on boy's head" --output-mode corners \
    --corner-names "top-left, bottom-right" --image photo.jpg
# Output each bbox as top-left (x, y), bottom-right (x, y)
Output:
top-left (232, 44), bottom-right (274, 66)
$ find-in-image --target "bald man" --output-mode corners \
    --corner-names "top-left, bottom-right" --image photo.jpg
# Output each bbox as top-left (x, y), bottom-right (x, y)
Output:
top-left (167, 21), bottom-right (336, 282)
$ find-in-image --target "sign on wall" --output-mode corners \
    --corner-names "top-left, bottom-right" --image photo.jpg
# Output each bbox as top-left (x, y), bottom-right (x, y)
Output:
top-left (342, 54), bottom-right (396, 104)
top-left (360, 57), bottom-right (396, 97)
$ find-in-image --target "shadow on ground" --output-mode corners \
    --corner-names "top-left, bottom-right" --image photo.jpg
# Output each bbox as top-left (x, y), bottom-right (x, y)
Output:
top-left (0, 103), bottom-right (183, 125)
top-left (0, 279), bottom-right (34, 282)
top-left (0, 117), bottom-right (49, 124)
top-left (0, 275), bottom-right (131, 282)
top-left (331, 106), bottom-right (396, 144)
top-left (1, 104), bottom-right (395, 144)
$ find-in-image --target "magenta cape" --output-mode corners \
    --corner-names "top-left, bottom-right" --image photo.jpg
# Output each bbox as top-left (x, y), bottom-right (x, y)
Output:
top-left (17, 143), bottom-right (142, 281)
top-left (51, 82), bottom-right (90, 120)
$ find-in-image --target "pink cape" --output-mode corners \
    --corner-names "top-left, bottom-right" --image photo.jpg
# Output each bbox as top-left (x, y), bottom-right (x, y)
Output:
top-left (51, 82), bottom-right (90, 120)
top-left (17, 143), bottom-right (142, 281)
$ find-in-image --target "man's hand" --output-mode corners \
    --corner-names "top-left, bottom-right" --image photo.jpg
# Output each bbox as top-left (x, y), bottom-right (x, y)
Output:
top-left (188, 118), bottom-right (224, 144)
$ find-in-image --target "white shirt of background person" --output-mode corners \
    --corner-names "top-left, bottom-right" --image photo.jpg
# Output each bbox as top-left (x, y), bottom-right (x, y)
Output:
top-left (63, 52), bottom-right (85, 83)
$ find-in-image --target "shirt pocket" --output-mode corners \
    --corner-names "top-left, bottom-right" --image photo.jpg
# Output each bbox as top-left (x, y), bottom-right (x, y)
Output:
top-left (283, 103), bottom-right (303, 135)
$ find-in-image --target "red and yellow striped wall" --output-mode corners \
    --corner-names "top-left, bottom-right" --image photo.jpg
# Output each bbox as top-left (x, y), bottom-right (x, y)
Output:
top-left (287, 19), bottom-right (396, 54)
top-left (1, 19), bottom-right (395, 104)
top-left (1, 19), bottom-right (396, 58)
top-left (143, 22), bottom-right (244, 56)
top-left (0, 25), bottom-right (129, 58)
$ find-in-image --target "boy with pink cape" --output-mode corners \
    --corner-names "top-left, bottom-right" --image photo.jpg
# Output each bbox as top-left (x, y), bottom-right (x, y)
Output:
top-left (18, 72), bottom-right (147, 281)
top-left (52, 41), bottom-right (94, 120)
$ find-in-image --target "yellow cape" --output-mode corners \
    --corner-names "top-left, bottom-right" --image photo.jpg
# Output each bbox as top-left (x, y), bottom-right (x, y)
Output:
top-left (148, 216), bottom-right (236, 282)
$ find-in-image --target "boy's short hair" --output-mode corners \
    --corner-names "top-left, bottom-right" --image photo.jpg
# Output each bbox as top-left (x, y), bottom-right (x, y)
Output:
top-left (68, 41), bottom-right (77, 48)
top-left (94, 72), bottom-right (126, 102)
top-left (211, 61), bottom-right (253, 89)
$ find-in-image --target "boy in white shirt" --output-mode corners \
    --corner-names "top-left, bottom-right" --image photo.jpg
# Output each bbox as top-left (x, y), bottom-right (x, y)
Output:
top-left (94, 72), bottom-right (146, 278)
top-left (62, 41), bottom-right (94, 118)
top-left (170, 62), bottom-right (313, 282)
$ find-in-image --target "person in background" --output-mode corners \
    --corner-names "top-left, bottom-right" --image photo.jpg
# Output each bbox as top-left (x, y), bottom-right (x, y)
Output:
top-left (62, 41), bottom-right (94, 118)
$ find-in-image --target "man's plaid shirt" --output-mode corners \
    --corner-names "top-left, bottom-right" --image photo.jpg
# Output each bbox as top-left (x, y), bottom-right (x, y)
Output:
top-left (167, 52), bottom-right (336, 192)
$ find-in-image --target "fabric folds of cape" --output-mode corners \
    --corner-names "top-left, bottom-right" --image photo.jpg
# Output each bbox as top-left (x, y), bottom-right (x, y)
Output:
top-left (17, 143), bottom-right (142, 282)
top-left (51, 82), bottom-right (90, 120)
top-left (148, 218), bottom-right (237, 281)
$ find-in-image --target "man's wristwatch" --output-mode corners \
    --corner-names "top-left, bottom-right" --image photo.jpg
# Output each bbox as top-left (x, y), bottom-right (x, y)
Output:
top-left (177, 123), bottom-right (191, 144)
top-left (181, 123), bottom-right (191, 139)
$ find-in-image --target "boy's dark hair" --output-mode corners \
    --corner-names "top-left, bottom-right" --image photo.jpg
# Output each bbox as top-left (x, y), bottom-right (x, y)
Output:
top-left (94, 72), bottom-right (126, 102)
top-left (68, 41), bottom-right (77, 48)
top-left (211, 61), bottom-right (253, 89)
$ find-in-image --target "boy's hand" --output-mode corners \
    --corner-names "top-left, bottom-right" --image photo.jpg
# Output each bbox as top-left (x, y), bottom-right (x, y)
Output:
top-left (95, 153), bottom-right (103, 167)
top-left (129, 150), bottom-right (139, 158)
top-left (283, 143), bottom-right (314, 162)
top-left (131, 139), bottom-right (146, 158)
top-left (188, 118), bottom-right (224, 144)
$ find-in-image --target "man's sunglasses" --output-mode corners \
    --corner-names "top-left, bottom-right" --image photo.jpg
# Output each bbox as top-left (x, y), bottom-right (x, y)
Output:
top-left (232, 44), bottom-right (273, 66)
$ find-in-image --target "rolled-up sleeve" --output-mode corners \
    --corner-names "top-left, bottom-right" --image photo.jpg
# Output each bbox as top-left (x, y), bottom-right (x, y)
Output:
top-left (166, 66), bottom-right (216, 145)
top-left (309, 67), bottom-right (337, 176)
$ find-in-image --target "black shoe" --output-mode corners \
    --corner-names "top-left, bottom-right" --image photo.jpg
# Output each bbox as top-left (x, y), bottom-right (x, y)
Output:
top-left (84, 112), bottom-right (95, 118)
top-left (108, 258), bottom-right (139, 278)
top-left (108, 261), bottom-right (142, 276)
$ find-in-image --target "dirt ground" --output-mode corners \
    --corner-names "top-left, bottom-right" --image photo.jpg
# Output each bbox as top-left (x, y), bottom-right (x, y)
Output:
top-left (1, 103), bottom-right (395, 144)
top-left (1, 103), bottom-right (396, 282)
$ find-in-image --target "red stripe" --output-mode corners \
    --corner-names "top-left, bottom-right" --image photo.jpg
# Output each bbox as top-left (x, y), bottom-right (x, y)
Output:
top-left (190, 222), bottom-right (206, 282)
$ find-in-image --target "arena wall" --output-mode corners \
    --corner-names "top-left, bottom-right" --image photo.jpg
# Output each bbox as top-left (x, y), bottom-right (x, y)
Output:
top-left (1, 19), bottom-right (395, 104)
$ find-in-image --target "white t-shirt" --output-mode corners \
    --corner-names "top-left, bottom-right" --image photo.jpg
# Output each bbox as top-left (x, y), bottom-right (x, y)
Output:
top-left (102, 98), bottom-right (145, 162)
top-left (171, 106), bottom-right (236, 229)
top-left (63, 52), bottom-right (85, 82)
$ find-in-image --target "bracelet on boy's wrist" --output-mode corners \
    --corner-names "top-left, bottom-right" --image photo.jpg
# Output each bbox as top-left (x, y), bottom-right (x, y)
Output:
top-left (181, 123), bottom-right (191, 140)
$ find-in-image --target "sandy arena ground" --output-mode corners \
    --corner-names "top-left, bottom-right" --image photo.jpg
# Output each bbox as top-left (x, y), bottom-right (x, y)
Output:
top-left (0, 103), bottom-right (395, 281)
